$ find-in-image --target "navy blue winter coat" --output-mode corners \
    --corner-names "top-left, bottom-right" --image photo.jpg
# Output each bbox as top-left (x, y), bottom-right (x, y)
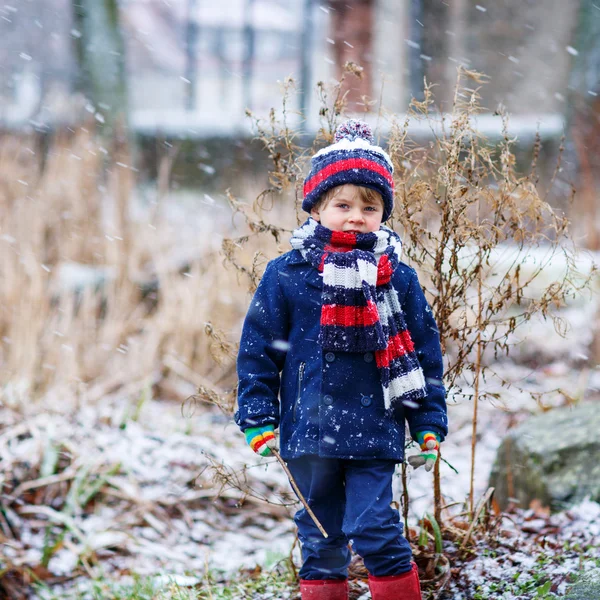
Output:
top-left (234, 249), bottom-right (448, 461)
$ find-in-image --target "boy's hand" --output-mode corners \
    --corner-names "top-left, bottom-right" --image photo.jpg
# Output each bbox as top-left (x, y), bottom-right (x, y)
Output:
top-left (244, 425), bottom-right (278, 457)
top-left (407, 431), bottom-right (440, 472)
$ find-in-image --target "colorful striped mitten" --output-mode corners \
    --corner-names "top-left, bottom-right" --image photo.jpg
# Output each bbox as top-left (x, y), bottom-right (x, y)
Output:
top-left (244, 425), bottom-right (278, 457)
top-left (407, 431), bottom-right (440, 472)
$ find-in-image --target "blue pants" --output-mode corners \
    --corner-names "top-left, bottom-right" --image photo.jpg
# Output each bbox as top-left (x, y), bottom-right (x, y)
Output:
top-left (286, 456), bottom-right (413, 580)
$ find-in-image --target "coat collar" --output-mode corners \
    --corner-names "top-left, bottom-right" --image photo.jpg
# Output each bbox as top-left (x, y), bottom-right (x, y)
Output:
top-left (287, 249), bottom-right (323, 290)
top-left (304, 268), bottom-right (323, 290)
top-left (286, 249), bottom-right (307, 266)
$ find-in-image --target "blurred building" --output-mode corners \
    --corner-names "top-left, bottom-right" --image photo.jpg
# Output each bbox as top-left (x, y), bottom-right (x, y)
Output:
top-left (0, 0), bottom-right (75, 125)
top-left (0, 0), bottom-right (584, 139)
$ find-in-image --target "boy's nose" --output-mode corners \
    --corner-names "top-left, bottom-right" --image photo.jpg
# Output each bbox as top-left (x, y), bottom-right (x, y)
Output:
top-left (349, 210), bottom-right (365, 222)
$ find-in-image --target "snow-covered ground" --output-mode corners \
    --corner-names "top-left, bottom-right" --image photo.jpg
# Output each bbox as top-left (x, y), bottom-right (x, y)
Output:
top-left (2, 191), bottom-right (600, 597)
top-left (3, 294), bottom-right (600, 598)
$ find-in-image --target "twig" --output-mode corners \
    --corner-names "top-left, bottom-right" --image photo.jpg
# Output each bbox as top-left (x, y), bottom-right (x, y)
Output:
top-left (401, 461), bottom-right (410, 542)
top-left (9, 467), bottom-right (77, 500)
top-left (204, 551), bottom-right (215, 600)
top-left (469, 236), bottom-right (484, 517)
top-left (431, 560), bottom-right (453, 600)
top-left (17, 505), bottom-right (87, 545)
top-left (288, 531), bottom-right (299, 579)
top-left (271, 449), bottom-right (328, 539)
top-left (164, 353), bottom-right (225, 394)
top-left (460, 486), bottom-right (495, 549)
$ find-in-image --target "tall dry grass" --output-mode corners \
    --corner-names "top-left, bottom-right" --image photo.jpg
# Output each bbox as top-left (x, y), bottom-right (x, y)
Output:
top-left (0, 127), bottom-right (251, 411)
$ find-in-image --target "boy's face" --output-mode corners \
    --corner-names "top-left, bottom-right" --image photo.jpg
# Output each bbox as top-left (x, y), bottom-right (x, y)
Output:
top-left (310, 184), bottom-right (384, 234)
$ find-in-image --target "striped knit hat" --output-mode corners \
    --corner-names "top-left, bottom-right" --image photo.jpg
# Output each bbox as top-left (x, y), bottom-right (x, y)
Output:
top-left (302, 119), bottom-right (395, 221)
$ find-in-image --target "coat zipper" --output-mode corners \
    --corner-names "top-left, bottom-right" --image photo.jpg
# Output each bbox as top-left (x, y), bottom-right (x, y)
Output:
top-left (293, 362), bottom-right (305, 423)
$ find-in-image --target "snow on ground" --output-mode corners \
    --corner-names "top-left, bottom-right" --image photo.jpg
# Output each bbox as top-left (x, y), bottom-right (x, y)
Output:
top-left (404, 291), bottom-right (600, 519)
top-left (1, 388), bottom-right (299, 582)
top-left (3, 294), bottom-right (600, 598)
top-left (444, 498), bottom-right (600, 599)
top-left (3, 191), bottom-right (600, 596)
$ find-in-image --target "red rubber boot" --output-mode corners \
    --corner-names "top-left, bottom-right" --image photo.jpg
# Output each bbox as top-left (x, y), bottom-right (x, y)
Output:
top-left (368, 563), bottom-right (422, 600)
top-left (299, 579), bottom-right (349, 599)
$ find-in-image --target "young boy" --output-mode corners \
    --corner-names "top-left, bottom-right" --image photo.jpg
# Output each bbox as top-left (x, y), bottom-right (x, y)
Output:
top-left (234, 120), bottom-right (448, 600)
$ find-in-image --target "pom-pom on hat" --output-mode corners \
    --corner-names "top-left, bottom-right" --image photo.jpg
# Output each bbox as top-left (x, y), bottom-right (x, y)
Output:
top-left (302, 119), bottom-right (395, 221)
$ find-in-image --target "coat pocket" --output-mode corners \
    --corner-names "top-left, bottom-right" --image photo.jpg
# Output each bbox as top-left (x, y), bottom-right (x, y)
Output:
top-left (293, 362), bottom-right (305, 423)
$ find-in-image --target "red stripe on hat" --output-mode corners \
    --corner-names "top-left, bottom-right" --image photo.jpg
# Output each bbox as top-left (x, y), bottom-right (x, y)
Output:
top-left (375, 330), bottom-right (415, 368)
top-left (377, 254), bottom-right (393, 286)
top-left (304, 157), bottom-right (394, 197)
top-left (321, 301), bottom-right (380, 327)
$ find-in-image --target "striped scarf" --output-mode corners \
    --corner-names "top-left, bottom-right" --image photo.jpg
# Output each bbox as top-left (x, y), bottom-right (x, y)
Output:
top-left (290, 218), bottom-right (427, 410)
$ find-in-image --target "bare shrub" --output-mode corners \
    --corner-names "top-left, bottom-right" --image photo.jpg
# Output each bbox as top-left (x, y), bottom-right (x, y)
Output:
top-left (220, 66), bottom-right (593, 549)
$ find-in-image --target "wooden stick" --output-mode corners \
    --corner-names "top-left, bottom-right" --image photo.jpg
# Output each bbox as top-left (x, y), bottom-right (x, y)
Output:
top-left (271, 448), bottom-right (328, 538)
top-left (460, 486), bottom-right (495, 549)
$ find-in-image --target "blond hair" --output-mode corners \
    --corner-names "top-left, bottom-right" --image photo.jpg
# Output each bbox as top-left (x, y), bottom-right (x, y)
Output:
top-left (314, 185), bottom-right (383, 212)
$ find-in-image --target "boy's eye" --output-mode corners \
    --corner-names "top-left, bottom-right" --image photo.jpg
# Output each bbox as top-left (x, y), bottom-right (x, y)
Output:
top-left (336, 203), bottom-right (349, 209)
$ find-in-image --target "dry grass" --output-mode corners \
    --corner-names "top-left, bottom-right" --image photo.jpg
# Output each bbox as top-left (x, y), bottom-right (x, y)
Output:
top-left (0, 125), bottom-right (300, 595)
top-left (0, 127), bottom-right (250, 410)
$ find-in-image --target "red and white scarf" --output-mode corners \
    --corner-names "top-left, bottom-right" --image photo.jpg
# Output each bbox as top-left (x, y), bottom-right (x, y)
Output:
top-left (290, 218), bottom-right (427, 410)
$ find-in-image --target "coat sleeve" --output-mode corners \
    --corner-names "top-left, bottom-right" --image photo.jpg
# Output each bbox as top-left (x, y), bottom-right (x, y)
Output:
top-left (234, 258), bottom-right (290, 432)
top-left (398, 268), bottom-right (449, 441)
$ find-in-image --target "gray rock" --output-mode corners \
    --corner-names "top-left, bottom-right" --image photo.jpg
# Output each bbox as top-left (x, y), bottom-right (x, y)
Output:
top-left (489, 401), bottom-right (600, 511)
top-left (564, 571), bottom-right (600, 600)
